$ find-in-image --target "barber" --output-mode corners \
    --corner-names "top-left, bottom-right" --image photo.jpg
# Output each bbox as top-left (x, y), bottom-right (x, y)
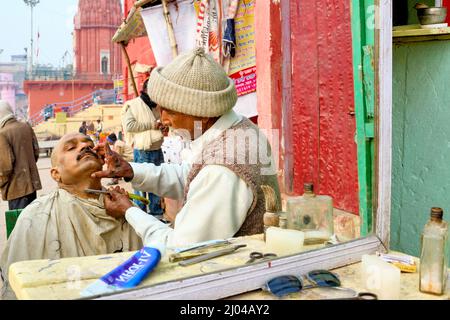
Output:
top-left (92, 48), bottom-right (281, 247)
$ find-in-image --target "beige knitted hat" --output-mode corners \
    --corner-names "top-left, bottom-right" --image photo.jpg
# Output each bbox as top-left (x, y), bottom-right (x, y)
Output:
top-left (147, 48), bottom-right (237, 117)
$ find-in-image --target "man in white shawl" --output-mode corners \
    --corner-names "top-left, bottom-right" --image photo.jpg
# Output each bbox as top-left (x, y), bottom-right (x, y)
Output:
top-left (0, 133), bottom-right (142, 299)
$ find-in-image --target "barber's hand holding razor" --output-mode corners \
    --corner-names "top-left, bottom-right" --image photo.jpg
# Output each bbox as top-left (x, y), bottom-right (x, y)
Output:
top-left (91, 142), bottom-right (134, 181)
top-left (104, 186), bottom-right (133, 218)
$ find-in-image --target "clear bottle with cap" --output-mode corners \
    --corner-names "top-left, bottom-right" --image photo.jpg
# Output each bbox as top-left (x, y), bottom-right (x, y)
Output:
top-left (286, 183), bottom-right (334, 244)
top-left (279, 213), bottom-right (288, 229)
top-left (419, 207), bottom-right (449, 295)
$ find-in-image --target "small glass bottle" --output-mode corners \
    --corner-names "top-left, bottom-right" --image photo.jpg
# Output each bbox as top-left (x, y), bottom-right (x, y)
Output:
top-left (286, 183), bottom-right (334, 244)
top-left (419, 207), bottom-right (449, 295)
top-left (278, 213), bottom-right (287, 229)
top-left (263, 211), bottom-right (280, 241)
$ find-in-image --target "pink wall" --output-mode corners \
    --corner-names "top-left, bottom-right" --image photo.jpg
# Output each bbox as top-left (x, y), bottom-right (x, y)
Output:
top-left (0, 73), bottom-right (17, 111)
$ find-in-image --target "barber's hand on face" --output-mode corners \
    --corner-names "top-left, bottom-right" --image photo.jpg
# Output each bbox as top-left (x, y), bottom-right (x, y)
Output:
top-left (91, 142), bottom-right (134, 180)
top-left (156, 121), bottom-right (169, 135)
top-left (104, 186), bottom-right (133, 219)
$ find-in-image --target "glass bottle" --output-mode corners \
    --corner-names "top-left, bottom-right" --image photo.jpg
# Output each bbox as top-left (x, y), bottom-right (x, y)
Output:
top-left (263, 211), bottom-right (280, 241)
top-left (419, 207), bottom-right (449, 295)
top-left (286, 183), bottom-right (334, 244)
top-left (278, 213), bottom-right (287, 229)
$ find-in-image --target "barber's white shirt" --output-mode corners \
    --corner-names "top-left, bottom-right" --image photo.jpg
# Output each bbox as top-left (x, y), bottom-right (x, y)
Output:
top-left (124, 110), bottom-right (253, 248)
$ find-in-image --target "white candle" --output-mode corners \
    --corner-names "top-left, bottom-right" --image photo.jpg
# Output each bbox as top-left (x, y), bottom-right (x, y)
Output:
top-left (361, 254), bottom-right (401, 300)
top-left (304, 230), bottom-right (331, 241)
top-left (266, 227), bottom-right (305, 256)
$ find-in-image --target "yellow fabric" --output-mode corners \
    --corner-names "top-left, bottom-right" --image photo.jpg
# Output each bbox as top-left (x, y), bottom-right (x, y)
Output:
top-left (0, 188), bottom-right (142, 299)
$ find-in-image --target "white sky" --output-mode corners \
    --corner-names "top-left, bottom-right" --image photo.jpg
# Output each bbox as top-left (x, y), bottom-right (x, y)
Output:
top-left (0, 0), bottom-right (123, 67)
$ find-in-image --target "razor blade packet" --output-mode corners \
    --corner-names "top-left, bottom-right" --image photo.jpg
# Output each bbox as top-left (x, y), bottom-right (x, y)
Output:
top-left (80, 242), bottom-right (165, 297)
top-left (376, 252), bottom-right (417, 273)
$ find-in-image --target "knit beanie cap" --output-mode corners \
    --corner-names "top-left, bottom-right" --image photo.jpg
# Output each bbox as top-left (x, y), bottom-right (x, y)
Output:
top-left (147, 48), bottom-right (237, 117)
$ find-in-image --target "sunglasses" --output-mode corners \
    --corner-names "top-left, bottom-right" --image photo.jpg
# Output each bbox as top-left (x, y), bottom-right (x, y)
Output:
top-left (263, 270), bottom-right (341, 297)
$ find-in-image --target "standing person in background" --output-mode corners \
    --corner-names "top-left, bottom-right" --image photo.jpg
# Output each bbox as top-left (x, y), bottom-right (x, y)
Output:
top-left (96, 119), bottom-right (103, 135)
top-left (107, 133), bottom-right (133, 162)
top-left (121, 79), bottom-right (165, 217)
top-left (106, 132), bottom-right (134, 186)
top-left (79, 121), bottom-right (87, 135)
top-left (95, 119), bottom-right (104, 143)
top-left (87, 120), bottom-right (95, 133)
top-left (0, 100), bottom-right (42, 210)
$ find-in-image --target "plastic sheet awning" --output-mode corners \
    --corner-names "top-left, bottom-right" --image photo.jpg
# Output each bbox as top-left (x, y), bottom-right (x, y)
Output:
top-left (112, 0), bottom-right (158, 44)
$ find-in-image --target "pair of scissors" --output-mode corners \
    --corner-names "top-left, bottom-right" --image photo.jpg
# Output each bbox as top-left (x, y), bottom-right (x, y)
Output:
top-left (322, 287), bottom-right (378, 300)
top-left (245, 252), bottom-right (277, 264)
top-left (329, 292), bottom-right (378, 300)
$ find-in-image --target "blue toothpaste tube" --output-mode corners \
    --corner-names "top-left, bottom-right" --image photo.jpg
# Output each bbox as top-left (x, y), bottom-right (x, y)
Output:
top-left (81, 243), bottom-right (165, 297)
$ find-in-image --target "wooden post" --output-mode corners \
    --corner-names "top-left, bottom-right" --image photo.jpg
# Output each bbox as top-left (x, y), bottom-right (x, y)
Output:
top-left (120, 42), bottom-right (139, 97)
top-left (161, 0), bottom-right (178, 58)
top-left (255, 0), bottom-right (283, 189)
top-left (351, 0), bottom-right (376, 236)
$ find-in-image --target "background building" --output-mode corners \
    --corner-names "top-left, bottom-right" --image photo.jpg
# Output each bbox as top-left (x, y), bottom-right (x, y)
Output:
top-left (0, 54), bottom-right (27, 118)
top-left (24, 0), bottom-right (123, 120)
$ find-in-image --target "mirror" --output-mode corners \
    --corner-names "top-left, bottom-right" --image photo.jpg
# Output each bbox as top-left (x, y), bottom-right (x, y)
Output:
top-left (1, 0), bottom-right (386, 301)
top-left (85, 0), bottom-right (378, 300)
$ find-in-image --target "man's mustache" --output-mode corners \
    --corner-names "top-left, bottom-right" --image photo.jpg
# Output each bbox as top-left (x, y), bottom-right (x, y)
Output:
top-left (77, 149), bottom-right (100, 161)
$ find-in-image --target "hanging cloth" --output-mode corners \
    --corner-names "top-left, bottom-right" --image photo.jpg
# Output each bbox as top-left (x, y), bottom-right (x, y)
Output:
top-left (195, 0), bottom-right (221, 63)
top-left (222, 0), bottom-right (239, 58)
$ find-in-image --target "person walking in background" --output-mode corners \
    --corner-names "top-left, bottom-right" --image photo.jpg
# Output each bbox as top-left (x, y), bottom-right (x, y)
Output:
top-left (121, 78), bottom-right (165, 217)
top-left (96, 119), bottom-right (103, 134)
top-left (106, 132), bottom-right (134, 185)
top-left (79, 121), bottom-right (87, 135)
top-left (0, 100), bottom-right (42, 210)
top-left (107, 133), bottom-right (133, 162)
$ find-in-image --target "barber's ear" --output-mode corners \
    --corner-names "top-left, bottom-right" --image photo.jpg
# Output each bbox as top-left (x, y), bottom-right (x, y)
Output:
top-left (50, 167), bottom-right (61, 183)
top-left (201, 117), bottom-right (210, 128)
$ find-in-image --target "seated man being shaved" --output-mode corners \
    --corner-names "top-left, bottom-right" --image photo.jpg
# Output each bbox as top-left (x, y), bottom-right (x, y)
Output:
top-left (0, 133), bottom-right (142, 298)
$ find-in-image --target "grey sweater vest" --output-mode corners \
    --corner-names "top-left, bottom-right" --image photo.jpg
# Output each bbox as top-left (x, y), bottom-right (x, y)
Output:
top-left (183, 118), bottom-right (281, 236)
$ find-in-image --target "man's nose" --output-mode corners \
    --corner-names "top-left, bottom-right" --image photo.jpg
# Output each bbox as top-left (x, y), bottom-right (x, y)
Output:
top-left (160, 110), bottom-right (171, 126)
top-left (80, 142), bottom-right (93, 151)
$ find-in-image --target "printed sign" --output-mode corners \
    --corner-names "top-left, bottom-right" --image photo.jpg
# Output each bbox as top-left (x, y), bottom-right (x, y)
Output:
top-left (228, 0), bottom-right (256, 96)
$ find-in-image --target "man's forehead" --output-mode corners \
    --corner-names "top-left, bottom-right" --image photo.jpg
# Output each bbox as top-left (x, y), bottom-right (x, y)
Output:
top-left (60, 134), bottom-right (93, 145)
top-left (51, 134), bottom-right (94, 166)
top-left (55, 134), bottom-right (93, 152)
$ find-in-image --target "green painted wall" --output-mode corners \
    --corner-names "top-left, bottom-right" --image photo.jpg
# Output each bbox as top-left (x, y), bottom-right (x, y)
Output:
top-left (392, 40), bottom-right (450, 263)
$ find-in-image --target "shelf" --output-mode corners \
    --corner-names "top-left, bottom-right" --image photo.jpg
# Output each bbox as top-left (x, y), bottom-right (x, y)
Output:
top-left (393, 24), bottom-right (450, 43)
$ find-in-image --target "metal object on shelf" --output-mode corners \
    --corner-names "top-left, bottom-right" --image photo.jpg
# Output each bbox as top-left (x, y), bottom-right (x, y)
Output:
top-left (417, 7), bottom-right (447, 25)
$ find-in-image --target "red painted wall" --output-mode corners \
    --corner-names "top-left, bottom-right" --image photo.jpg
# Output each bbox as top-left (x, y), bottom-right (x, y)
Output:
top-left (24, 80), bottom-right (113, 118)
top-left (122, 0), bottom-right (157, 100)
top-left (74, 0), bottom-right (122, 77)
top-left (444, 0), bottom-right (450, 24)
top-left (290, 0), bottom-right (358, 214)
top-left (255, 0), bottom-right (358, 214)
top-left (255, 0), bottom-right (282, 142)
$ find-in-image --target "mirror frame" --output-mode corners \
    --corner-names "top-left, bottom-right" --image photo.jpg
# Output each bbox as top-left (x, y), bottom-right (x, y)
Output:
top-left (93, 0), bottom-right (392, 300)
